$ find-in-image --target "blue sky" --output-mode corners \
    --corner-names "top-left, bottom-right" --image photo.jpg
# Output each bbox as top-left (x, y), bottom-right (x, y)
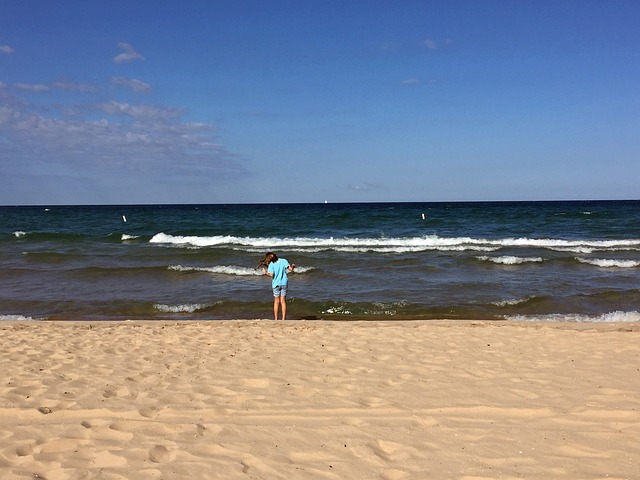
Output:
top-left (1, 0), bottom-right (639, 204)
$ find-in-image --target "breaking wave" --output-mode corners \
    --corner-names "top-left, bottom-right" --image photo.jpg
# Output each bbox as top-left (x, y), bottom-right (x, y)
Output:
top-left (506, 311), bottom-right (640, 323)
top-left (153, 303), bottom-right (212, 313)
top-left (576, 258), bottom-right (639, 268)
top-left (477, 256), bottom-right (544, 265)
top-left (0, 314), bottom-right (40, 321)
top-left (168, 264), bottom-right (314, 275)
top-left (150, 233), bottom-right (640, 254)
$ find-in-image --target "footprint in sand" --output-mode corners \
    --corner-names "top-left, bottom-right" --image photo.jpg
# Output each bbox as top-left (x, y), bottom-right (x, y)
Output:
top-left (139, 406), bottom-right (163, 418)
top-left (359, 396), bottom-right (386, 408)
top-left (371, 439), bottom-right (412, 462)
top-left (15, 443), bottom-right (34, 457)
top-left (509, 388), bottom-right (540, 400)
top-left (149, 445), bottom-right (171, 463)
top-left (381, 469), bottom-right (409, 480)
top-left (241, 378), bottom-right (270, 388)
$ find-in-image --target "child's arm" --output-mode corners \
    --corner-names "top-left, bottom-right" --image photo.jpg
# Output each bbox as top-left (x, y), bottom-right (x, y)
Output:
top-left (287, 263), bottom-right (296, 272)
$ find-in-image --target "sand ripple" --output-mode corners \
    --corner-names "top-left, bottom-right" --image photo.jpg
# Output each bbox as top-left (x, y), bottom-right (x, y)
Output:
top-left (1, 320), bottom-right (639, 479)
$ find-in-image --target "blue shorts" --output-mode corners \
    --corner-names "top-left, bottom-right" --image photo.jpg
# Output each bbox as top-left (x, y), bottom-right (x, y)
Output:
top-left (272, 285), bottom-right (288, 297)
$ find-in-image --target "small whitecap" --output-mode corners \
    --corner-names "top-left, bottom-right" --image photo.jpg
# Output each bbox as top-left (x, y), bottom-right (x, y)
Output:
top-left (494, 297), bottom-right (532, 307)
top-left (577, 258), bottom-right (639, 268)
top-left (322, 306), bottom-right (352, 314)
top-left (153, 303), bottom-right (208, 313)
top-left (0, 314), bottom-right (39, 321)
top-left (477, 255), bottom-right (544, 265)
top-left (506, 311), bottom-right (640, 323)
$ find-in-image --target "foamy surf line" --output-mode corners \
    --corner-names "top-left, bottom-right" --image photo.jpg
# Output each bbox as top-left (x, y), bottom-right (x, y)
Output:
top-left (577, 258), bottom-right (640, 268)
top-left (4, 309), bottom-right (639, 323)
top-left (0, 315), bottom-right (41, 321)
top-left (149, 232), bottom-right (640, 253)
top-left (477, 255), bottom-right (544, 265)
top-left (168, 265), bottom-right (314, 275)
top-left (153, 303), bottom-right (220, 313)
top-left (506, 311), bottom-right (640, 323)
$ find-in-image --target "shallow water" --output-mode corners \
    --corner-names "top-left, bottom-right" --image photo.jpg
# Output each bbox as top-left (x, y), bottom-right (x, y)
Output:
top-left (1, 201), bottom-right (639, 322)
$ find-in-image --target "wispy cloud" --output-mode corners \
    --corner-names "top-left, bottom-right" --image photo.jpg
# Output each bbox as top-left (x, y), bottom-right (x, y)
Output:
top-left (0, 93), bottom-right (242, 178)
top-left (11, 82), bottom-right (97, 94)
top-left (1, 41), bottom-right (244, 199)
top-left (14, 83), bottom-right (50, 93)
top-left (52, 81), bottom-right (98, 93)
top-left (423, 39), bottom-right (438, 50)
top-left (348, 183), bottom-right (380, 192)
top-left (0, 45), bottom-right (14, 55)
top-left (99, 100), bottom-right (181, 120)
top-left (401, 78), bottom-right (421, 85)
top-left (113, 42), bottom-right (144, 63)
top-left (112, 76), bottom-right (151, 92)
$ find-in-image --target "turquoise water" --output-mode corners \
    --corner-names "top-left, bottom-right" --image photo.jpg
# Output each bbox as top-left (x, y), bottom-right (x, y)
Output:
top-left (1, 201), bottom-right (639, 321)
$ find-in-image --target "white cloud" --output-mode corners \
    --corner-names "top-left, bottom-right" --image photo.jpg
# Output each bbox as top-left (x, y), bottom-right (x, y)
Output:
top-left (111, 76), bottom-right (151, 92)
top-left (0, 96), bottom-right (241, 179)
top-left (52, 81), bottom-right (97, 93)
top-left (348, 183), bottom-right (380, 192)
top-left (113, 42), bottom-right (144, 63)
top-left (0, 45), bottom-right (14, 55)
top-left (423, 39), bottom-right (438, 50)
top-left (0, 42), bottom-right (245, 201)
top-left (99, 100), bottom-right (181, 121)
top-left (10, 81), bottom-right (96, 93)
top-left (13, 83), bottom-right (50, 93)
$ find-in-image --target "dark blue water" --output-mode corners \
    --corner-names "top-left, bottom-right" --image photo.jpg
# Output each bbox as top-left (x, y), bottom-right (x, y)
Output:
top-left (1, 201), bottom-right (639, 321)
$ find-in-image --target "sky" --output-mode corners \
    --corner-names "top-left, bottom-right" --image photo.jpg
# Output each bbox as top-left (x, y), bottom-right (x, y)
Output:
top-left (1, 0), bottom-right (639, 205)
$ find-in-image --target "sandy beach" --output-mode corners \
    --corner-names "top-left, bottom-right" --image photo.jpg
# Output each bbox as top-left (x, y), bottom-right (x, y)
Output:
top-left (1, 320), bottom-right (639, 479)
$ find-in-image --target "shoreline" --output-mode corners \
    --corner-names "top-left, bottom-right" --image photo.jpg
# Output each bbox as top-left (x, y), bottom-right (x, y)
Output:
top-left (5, 315), bottom-right (640, 326)
top-left (2, 319), bottom-right (639, 479)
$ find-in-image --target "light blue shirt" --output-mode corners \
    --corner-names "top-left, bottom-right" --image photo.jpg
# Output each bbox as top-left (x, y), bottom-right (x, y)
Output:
top-left (267, 258), bottom-right (290, 287)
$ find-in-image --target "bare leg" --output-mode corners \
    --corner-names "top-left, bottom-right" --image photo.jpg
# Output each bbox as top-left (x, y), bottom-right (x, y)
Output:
top-left (280, 296), bottom-right (287, 320)
top-left (273, 297), bottom-right (280, 320)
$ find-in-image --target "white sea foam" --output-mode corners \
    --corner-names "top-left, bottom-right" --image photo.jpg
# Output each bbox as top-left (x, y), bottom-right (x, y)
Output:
top-left (550, 246), bottom-right (595, 254)
top-left (13, 231), bottom-right (27, 238)
top-left (0, 314), bottom-right (39, 321)
top-left (169, 265), bottom-right (263, 276)
top-left (477, 256), bottom-right (544, 265)
top-left (169, 264), bottom-right (314, 275)
top-left (149, 232), bottom-right (640, 253)
top-left (437, 245), bottom-right (500, 252)
top-left (121, 234), bottom-right (140, 240)
top-left (507, 311), bottom-right (640, 323)
top-left (153, 303), bottom-right (210, 313)
top-left (493, 237), bottom-right (640, 249)
top-left (151, 233), bottom-right (274, 248)
top-left (494, 297), bottom-right (533, 307)
top-left (322, 305), bottom-right (353, 315)
top-left (577, 258), bottom-right (639, 268)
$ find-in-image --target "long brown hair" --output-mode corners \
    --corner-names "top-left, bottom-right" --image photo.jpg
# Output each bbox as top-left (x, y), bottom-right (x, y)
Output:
top-left (256, 252), bottom-right (278, 269)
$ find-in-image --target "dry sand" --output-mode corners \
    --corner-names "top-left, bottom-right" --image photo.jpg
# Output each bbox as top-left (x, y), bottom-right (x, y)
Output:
top-left (1, 319), bottom-right (639, 479)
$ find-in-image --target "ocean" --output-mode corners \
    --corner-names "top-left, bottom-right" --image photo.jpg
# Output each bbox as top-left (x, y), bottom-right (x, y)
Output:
top-left (1, 201), bottom-right (639, 322)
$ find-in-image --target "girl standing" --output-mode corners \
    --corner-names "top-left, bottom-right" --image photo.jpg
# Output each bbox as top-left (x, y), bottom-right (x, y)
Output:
top-left (258, 252), bottom-right (296, 320)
